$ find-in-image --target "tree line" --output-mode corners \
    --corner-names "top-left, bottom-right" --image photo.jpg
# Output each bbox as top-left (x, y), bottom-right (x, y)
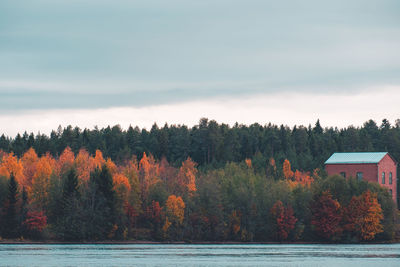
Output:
top-left (0, 146), bottom-right (397, 242)
top-left (1, 118), bottom-right (400, 173)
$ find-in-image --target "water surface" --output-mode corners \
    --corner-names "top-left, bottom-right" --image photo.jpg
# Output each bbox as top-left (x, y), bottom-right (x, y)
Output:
top-left (1, 243), bottom-right (399, 266)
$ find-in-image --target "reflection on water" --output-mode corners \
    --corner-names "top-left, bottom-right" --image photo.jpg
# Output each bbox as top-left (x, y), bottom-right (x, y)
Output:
top-left (0, 244), bottom-right (399, 267)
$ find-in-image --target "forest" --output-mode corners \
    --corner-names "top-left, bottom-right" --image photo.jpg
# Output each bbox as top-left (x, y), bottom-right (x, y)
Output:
top-left (0, 118), bottom-right (399, 242)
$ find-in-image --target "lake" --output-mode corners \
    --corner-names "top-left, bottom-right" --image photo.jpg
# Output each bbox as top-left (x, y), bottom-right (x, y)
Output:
top-left (0, 243), bottom-right (399, 266)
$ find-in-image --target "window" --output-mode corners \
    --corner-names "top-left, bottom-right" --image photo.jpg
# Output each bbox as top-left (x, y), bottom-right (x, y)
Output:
top-left (389, 172), bottom-right (392, 185)
top-left (356, 172), bottom-right (363, 181)
top-left (382, 172), bottom-right (385, 184)
top-left (389, 189), bottom-right (393, 197)
top-left (340, 172), bottom-right (346, 178)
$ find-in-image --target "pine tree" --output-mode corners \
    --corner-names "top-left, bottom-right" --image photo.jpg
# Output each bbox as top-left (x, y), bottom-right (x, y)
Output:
top-left (3, 173), bottom-right (19, 238)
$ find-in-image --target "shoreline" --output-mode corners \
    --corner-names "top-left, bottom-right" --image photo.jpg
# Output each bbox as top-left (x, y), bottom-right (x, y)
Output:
top-left (1, 239), bottom-right (399, 245)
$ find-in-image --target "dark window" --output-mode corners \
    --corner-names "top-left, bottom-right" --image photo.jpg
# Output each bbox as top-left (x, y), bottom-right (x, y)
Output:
top-left (382, 172), bottom-right (385, 184)
top-left (389, 172), bottom-right (392, 185)
top-left (340, 172), bottom-right (346, 178)
top-left (356, 172), bottom-right (363, 181)
top-left (389, 189), bottom-right (392, 197)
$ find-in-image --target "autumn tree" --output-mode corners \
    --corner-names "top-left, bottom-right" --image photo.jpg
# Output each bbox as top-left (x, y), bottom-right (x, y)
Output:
top-left (0, 152), bottom-right (25, 185)
top-left (344, 190), bottom-right (383, 241)
top-left (177, 157), bottom-right (197, 195)
top-left (270, 200), bottom-right (297, 241)
top-left (30, 155), bottom-right (54, 209)
top-left (311, 191), bottom-right (342, 240)
top-left (282, 159), bottom-right (294, 180)
top-left (21, 147), bottom-right (39, 189)
top-left (113, 173), bottom-right (131, 202)
top-left (23, 210), bottom-right (47, 238)
top-left (75, 148), bottom-right (93, 182)
top-left (57, 147), bottom-right (75, 176)
top-left (163, 195), bottom-right (185, 239)
top-left (138, 152), bottom-right (160, 203)
top-left (245, 159), bottom-right (252, 168)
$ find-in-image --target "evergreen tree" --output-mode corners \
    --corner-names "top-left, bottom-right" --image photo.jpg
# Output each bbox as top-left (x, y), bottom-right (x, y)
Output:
top-left (3, 174), bottom-right (19, 238)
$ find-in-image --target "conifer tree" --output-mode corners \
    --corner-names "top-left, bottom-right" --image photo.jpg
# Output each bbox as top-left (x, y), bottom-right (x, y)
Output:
top-left (3, 173), bottom-right (19, 238)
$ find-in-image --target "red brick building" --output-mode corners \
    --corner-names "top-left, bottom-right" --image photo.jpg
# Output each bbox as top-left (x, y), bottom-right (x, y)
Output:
top-left (325, 152), bottom-right (397, 203)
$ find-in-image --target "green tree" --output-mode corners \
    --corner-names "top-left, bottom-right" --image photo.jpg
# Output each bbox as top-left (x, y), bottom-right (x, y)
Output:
top-left (3, 174), bottom-right (20, 238)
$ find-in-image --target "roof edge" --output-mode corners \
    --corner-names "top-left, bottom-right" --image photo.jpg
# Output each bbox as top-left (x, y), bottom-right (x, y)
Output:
top-left (383, 153), bottom-right (398, 165)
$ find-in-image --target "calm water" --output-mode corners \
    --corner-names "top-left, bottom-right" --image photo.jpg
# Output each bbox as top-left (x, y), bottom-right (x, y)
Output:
top-left (0, 244), bottom-right (399, 267)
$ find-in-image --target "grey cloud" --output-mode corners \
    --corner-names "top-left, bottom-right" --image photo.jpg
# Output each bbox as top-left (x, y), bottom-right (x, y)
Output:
top-left (0, 0), bottom-right (399, 110)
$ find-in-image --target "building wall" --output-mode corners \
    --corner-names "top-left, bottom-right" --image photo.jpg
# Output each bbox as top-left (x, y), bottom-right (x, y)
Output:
top-left (325, 163), bottom-right (378, 183)
top-left (377, 154), bottom-right (397, 202)
top-left (325, 154), bottom-right (397, 203)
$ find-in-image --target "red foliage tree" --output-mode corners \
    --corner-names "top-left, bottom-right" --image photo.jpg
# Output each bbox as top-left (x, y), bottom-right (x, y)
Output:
top-left (23, 210), bottom-right (47, 233)
top-left (311, 191), bottom-right (342, 240)
top-left (270, 200), bottom-right (297, 240)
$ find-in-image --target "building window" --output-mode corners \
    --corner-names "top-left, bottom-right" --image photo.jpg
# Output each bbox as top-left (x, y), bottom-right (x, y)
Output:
top-left (356, 172), bottom-right (363, 181)
top-left (389, 172), bottom-right (392, 185)
top-left (389, 189), bottom-right (392, 197)
top-left (340, 172), bottom-right (346, 178)
top-left (382, 172), bottom-right (385, 184)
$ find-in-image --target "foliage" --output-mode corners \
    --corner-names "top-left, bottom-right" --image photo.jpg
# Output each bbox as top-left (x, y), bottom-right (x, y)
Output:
top-left (344, 190), bottom-right (384, 241)
top-left (270, 200), bottom-right (297, 240)
top-left (0, 134), bottom-right (397, 242)
top-left (311, 191), bottom-right (342, 240)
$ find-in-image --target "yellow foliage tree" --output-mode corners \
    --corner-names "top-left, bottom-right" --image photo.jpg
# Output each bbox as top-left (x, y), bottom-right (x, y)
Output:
top-left (165, 194), bottom-right (185, 225)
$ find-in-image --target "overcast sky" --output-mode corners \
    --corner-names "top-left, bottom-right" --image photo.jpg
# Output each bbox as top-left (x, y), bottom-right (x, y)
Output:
top-left (1, 0), bottom-right (399, 136)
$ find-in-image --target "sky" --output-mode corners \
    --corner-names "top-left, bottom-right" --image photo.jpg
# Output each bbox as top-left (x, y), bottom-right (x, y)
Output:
top-left (1, 0), bottom-right (399, 136)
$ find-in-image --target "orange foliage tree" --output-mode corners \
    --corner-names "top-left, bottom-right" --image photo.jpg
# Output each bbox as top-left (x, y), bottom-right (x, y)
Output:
top-left (138, 152), bottom-right (160, 202)
top-left (30, 154), bottom-right (54, 208)
top-left (0, 152), bottom-right (25, 185)
top-left (293, 170), bottom-right (314, 187)
top-left (21, 148), bottom-right (39, 189)
top-left (177, 157), bottom-right (197, 195)
top-left (344, 190), bottom-right (383, 240)
top-left (245, 159), bottom-right (252, 168)
top-left (57, 147), bottom-right (75, 176)
top-left (283, 159), bottom-right (314, 188)
top-left (282, 159), bottom-right (294, 179)
top-left (113, 173), bottom-right (131, 202)
top-left (92, 150), bottom-right (106, 169)
top-left (75, 148), bottom-right (94, 182)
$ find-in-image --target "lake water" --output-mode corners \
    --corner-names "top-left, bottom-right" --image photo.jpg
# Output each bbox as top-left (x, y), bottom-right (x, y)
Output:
top-left (0, 244), bottom-right (399, 266)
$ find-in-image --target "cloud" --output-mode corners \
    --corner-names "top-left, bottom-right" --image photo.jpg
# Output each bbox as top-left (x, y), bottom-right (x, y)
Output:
top-left (1, 0), bottom-right (400, 111)
top-left (0, 86), bottom-right (398, 136)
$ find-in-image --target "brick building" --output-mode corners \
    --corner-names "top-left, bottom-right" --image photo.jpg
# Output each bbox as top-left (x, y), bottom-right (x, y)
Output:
top-left (325, 152), bottom-right (397, 203)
